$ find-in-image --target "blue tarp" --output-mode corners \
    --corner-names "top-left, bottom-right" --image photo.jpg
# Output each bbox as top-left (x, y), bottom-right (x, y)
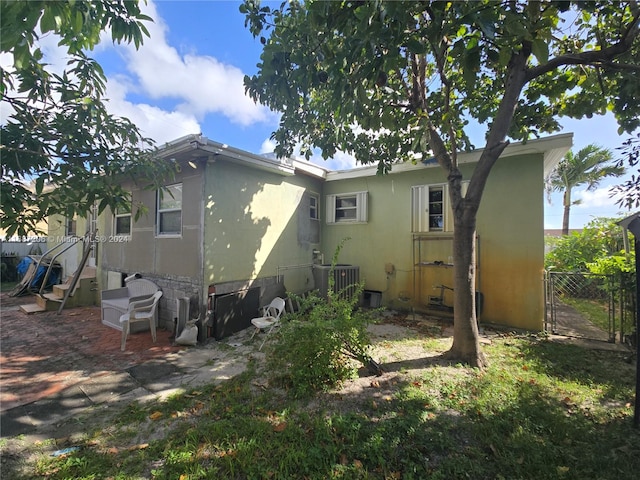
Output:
top-left (17, 257), bottom-right (61, 290)
top-left (16, 257), bottom-right (31, 277)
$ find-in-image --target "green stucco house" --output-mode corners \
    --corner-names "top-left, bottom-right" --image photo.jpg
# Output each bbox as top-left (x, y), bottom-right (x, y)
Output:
top-left (46, 132), bottom-right (572, 337)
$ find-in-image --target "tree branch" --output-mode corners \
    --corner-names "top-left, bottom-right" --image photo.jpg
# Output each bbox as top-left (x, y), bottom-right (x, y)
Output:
top-left (525, 9), bottom-right (640, 82)
top-left (467, 45), bottom-right (530, 207)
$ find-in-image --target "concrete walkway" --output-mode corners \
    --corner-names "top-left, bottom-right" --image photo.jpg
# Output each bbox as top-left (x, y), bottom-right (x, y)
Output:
top-left (0, 293), bottom-right (259, 440)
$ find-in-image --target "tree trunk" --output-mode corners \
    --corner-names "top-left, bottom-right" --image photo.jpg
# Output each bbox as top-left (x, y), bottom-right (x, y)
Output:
top-left (562, 188), bottom-right (572, 235)
top-left (437, 45), bottom-right (528, 369)
top-left (444, 210), bottom-right (487, 368)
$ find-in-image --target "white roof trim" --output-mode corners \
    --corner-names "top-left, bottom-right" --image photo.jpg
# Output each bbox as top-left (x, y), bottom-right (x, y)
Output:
top-left (158, 134), bottom-right (299, 176)
top-left (156, 133), bottom-right (572, 182)
top-left (326, 133), bottom-right (573, 181)
top-left (292, 159), bottom-right (329, 179)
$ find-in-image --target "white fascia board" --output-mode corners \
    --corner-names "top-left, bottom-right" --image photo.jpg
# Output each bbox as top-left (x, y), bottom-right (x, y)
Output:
top-left (292, 159), bottom-right (328, 179)
top-left (157, 135), bottom-right (296, 176)
top-left (200, 143), bottom-right (295, 176)
top-left (156, 133), bottom-right (205, 158)
top-left (326, 133), bottom-right (574, 181)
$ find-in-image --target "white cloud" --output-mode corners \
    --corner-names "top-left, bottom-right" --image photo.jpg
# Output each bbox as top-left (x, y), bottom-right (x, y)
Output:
top-left (105, 78), bottom-right (201, 144)
top-left (318, 151), bottom-right (359, 171)
top-left (574, 186), bottom-right (618, 209)
top-left (115, 0), bottom-right (273, 127)
top-left (259, 138), bottom-right (276, 154)
top-left (259, 137), bottom-right (359, 171)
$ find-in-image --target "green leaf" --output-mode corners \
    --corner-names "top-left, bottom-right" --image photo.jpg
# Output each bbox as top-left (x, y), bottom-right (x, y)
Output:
top-left (74, 10), bottom-right (83, 34)
top-left (40, 8), bottom-right (55, 33)
top-left (532, 38), bottom-right (549, 64)
top-left (381, 111), bottom-right (396, 130)
top-left (356, 84), bottom-right (369, 105)
top-left (406, 37), bottom-right (427, 55)
top-left (462, 48), bottom-right (480, 88)
top-left (35, 177), bottom-right (44, 195)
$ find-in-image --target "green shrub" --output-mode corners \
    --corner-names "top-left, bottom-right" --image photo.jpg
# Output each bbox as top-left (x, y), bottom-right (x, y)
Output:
top-left (266, 239), bottom-right (379, 397)
top-left (545, 216), bottom-right (630, 272)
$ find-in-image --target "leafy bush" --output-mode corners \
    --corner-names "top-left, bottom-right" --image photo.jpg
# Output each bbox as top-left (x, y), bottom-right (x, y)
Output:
top-left (587, 251), bottom-right (635, 276)
top-left (545, 217), bottom-right (630, 272)
top-left (266, 239), bottom-right (379, 397)
top-left (546, 217), bottom-right (637, 339)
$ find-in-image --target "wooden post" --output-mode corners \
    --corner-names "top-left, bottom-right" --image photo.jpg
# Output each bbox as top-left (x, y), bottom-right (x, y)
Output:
top-left (57, 232), bottom-right (95, 314)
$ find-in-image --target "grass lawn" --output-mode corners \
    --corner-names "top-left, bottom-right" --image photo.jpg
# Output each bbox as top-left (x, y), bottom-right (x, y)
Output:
top-left (3, 333), bottom-right (639, 479)
top-left (562, 296), bottom-right (611, 332)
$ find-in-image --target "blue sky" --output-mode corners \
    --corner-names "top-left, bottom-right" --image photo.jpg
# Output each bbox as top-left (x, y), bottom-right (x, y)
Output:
top-left (7, 0), bottom-right (637, 229)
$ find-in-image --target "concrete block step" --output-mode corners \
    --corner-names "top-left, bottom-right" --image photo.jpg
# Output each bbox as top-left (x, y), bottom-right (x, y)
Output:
top-left (43, 292), bottom-right (64, 303)
top-left (20, 303), bottom-right (46, 314)
top-left (35, 294), bottom-right (47, 309)
top-left (53, 284), bottom-right (69, 297)
top-left (35, 294), bottom-right (62, 311)
top-left (53, 276), bottom-right (96, 297)
top-left (80, 266), bottom-right (97, 278)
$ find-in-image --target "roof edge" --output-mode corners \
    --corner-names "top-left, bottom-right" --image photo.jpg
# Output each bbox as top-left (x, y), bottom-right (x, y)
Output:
top-left (326, 133), bottom-right (573, 181)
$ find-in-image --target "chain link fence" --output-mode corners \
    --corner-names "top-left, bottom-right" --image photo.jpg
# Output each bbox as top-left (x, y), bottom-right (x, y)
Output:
top-left (545, 271), bottom-right (636, 347)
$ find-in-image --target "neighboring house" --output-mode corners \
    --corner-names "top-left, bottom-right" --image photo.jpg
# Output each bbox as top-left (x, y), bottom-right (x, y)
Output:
top-left (46, 133), bottom-right (572, 335)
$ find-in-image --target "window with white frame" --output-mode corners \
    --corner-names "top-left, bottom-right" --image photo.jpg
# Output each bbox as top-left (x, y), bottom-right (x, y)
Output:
top-left (411, 182), bottom-right (468, 233)
top-left (298, 192), bottom-right (320, 244)
top-left (326, 191), bottom-right (368, 224)
top-left (157, 183), bottom-right (182, 235)
top-left (309, 193), bottom-right (319, 220)
top-left (113, 206), bottom-right (131, 236)
top-left (65, 216), bottom-right (77, 236)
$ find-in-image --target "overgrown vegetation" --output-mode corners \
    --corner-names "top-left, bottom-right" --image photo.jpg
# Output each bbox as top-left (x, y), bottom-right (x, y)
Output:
top-left (6, 334), bottom-right (639, 479)
top-left (545, 217), bottom-right (633, 273)
top-left (545, 216), bottom-right (636, 338)
top-left (267, 239), bottom-right (380, 397)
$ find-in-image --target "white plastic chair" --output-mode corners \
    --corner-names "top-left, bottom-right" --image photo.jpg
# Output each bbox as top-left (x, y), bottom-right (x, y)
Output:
top-left (250, 296), bottom-right (286, 350)
top-left (119, 291), bottom-right (163, 351)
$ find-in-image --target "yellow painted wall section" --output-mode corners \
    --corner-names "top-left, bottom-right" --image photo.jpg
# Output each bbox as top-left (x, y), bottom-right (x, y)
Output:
top-left (203, 160), bottom-right (323, 287)
top-left (321, 153), bottom-right (546, 331)
top-left (321, 165), bottom-right (459, 307)
top-left (476, 154), bottom-right (545, 330)
top-left (46, 213), bottom-right (90, 279)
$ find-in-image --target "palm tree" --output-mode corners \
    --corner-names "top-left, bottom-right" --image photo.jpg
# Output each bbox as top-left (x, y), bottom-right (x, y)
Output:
top-left (546, 144), bottom-right (625, 235)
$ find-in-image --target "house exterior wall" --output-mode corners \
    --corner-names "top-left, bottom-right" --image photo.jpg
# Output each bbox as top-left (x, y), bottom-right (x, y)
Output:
top-left (46, 213), bottom-right (91, 280)
top-left (92, 147), bottom-right (324, 330)
top-left (320, 152), bottom-right (546, 331)
top-left (475, 153), bottom-right (545, 330)
top-left (202, 159), bottom-right (323, 304)
top-left (98, 167), bottom-right (204, 327)
top-left (59, 134), bottom-right (566, 334)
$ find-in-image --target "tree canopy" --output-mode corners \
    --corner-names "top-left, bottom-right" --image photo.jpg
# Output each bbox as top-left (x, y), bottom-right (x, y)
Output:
top-left (1, 0), bottom-right (174, 238)
top-left (243, 0), bottom-right (640, 366)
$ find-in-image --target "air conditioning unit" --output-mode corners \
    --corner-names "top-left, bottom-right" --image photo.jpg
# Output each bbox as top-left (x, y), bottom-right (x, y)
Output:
top-left (313, 264), bottom-right (360, 300)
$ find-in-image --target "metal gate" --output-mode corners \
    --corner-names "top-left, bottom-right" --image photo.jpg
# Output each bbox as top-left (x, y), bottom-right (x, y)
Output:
top-left (545, 271), bottom-right (617, 342)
